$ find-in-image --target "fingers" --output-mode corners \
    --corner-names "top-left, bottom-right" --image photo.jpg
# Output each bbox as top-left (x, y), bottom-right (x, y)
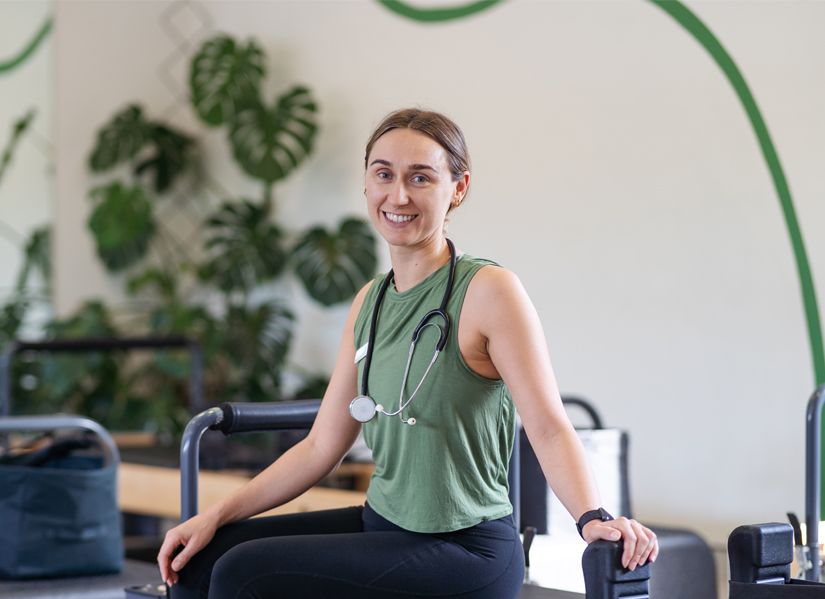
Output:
top-left (157, 534), bottom-right (174, 584)
top-left (171, 540), bottom-right (198, 574)
top-left (605, 518), bottom-right (657, 571)
top-left (646, 526), bottom-right (659, 563)
top-left (614, 518), bottom-right (638, 569)
top-left (626, 520), bottom-right (651, 571)
top-left (157, 529), bottom-right (185, 586)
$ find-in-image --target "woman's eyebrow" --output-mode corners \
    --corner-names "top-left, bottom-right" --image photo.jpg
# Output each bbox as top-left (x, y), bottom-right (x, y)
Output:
top-left (368, 159), bottom-right (438, 173)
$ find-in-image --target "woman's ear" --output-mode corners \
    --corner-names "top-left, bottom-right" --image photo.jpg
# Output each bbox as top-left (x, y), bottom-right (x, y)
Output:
top-left (453, 171), bottom-right (470, 205)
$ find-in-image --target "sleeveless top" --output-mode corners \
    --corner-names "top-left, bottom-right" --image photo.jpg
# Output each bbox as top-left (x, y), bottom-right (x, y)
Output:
top-left (353, 254), bottom-right (516, 533)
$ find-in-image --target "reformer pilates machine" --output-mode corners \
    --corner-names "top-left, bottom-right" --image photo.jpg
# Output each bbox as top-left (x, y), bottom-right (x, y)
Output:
top-left (726, 385), bottom-right (825, 598)
top-left (175, 399), bottom-right (652, 599)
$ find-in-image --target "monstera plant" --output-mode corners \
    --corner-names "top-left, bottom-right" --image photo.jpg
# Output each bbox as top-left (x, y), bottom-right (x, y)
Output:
top-left (87, 34), bottom-right (376, 302)
top-left (0, 110), bottom-right (51, 347)
top-left (46, 32), bottom-right (379, 433)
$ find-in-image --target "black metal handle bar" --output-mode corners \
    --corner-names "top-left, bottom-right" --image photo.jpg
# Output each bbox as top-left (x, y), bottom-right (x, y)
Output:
top-left (805, 384), bottom-right (825, 581)
top-left (179, 399), bottom-right (321, 521)
top-left (0, 336), bottom-right (204, 417)
top-left (562, 395), bottom-right (604, 430)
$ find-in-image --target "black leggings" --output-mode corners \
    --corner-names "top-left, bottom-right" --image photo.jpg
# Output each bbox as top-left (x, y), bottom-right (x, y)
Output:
top-left (170, 504), bottom-right (524, 599)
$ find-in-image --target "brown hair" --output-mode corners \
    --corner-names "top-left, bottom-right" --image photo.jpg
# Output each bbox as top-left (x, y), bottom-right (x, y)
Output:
top-left (364, 108), bottom-right (471, 201)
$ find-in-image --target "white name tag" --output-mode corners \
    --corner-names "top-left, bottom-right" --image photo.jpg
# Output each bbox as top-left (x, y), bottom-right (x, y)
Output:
top-left (355, 343), bottom-right (369, 364)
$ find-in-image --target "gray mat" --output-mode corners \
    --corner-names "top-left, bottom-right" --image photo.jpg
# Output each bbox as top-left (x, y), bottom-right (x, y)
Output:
top-left (519, 585), bottom-right (583, 598)
top-left (0, 559), bottom-right (161, 599)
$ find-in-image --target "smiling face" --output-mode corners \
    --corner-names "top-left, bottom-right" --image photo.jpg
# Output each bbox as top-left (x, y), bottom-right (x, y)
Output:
top-left (365, 128), bottom-right (469, 250)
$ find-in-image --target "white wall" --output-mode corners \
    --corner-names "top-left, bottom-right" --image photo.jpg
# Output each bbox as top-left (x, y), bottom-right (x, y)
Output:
top-left (0, 1), bottom-right (53, 311)
top-left (52, 0), bottom-right (825, 545)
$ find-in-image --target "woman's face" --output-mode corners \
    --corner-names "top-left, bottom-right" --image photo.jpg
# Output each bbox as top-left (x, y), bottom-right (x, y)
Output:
top-left (365, 128), bottom-right (468, 250)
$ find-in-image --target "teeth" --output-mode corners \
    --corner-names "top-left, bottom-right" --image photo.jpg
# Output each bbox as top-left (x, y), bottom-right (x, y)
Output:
top-left (385, 212), bottom-right (416, 223)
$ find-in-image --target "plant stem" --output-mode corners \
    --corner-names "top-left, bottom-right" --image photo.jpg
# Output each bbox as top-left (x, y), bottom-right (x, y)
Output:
top-left (263, 183), bottom-right (274, 216)
top-left (0, 110), bottom-right (36, 188)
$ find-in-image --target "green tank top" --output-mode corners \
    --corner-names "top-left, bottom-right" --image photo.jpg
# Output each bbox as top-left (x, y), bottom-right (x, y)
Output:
top-left (353, 254), bottom-right (516, 533)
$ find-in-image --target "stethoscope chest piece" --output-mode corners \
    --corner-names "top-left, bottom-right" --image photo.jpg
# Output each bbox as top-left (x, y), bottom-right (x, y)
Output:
top-left (349, 395), bottom-right (379, 423)
top-left (351, 239), bottom-right (456, 427)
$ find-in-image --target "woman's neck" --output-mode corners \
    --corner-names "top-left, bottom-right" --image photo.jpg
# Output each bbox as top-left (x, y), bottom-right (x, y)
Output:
top-left (389, 237), bottom-right (451, 292)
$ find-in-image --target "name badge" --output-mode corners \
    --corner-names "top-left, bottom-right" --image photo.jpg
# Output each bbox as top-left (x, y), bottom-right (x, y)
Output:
top-left (355, 343), bottom-right (369, 364)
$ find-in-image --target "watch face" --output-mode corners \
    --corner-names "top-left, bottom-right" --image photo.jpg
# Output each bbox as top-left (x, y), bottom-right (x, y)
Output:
top-left (349, 395), bottom-right (377, 423)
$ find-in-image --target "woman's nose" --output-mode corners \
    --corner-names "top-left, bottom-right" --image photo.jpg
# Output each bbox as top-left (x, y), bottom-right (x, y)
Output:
top-left (387, 182), bottom-right (409, 205)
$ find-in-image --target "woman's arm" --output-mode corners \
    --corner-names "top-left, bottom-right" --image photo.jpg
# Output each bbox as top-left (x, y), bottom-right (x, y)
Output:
top-left (465, 266), bottom-right (658, 571)
top-left (158, 282), bottom-right (370, 584)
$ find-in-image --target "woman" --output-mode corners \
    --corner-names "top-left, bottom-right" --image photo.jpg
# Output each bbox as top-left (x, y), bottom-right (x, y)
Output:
top-left (157, 108), bottom-right (659, 598)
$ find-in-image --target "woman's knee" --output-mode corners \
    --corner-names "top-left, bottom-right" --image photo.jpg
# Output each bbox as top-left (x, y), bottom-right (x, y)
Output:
top-left (208, 540), bottom-right (263, 597)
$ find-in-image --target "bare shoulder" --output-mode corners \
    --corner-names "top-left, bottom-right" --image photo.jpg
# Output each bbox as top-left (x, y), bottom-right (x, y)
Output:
top-left (349, 279), bottom-right (375, 319)
top-left (466, 264), bottom-right (526, 306)
top-left (463, 265), bottom-right (533, 336)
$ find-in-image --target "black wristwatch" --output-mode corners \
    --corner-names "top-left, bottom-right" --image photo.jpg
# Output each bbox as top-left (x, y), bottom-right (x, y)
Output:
top-left (576, 507), bottom-right (614, 539)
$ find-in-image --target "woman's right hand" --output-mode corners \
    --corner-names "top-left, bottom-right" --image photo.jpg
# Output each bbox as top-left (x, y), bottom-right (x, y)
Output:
top-left (157, 511), bottom-right (220, 586)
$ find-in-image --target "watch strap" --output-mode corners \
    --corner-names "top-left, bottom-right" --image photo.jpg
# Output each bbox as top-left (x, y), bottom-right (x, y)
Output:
top-left (576, 507), bottom-right (614, 539)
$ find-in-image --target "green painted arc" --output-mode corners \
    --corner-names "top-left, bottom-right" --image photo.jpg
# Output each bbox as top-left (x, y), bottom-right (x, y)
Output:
top-left (0, 18), bottom-right (52, 74)
top-left (377, 0), bottom-right (825, 510)
top-left (377, 0), bottom-right (503, 22)
top-left (650, 1), bottom-right (824, 387)
top-left (376, 0), bottom-right (825, 388)
top-left (650, 0), bottom-right (825, 517)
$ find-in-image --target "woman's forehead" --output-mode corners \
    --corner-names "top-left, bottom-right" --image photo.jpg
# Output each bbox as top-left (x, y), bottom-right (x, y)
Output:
top-left (368, 129), bottom-right (448, 170)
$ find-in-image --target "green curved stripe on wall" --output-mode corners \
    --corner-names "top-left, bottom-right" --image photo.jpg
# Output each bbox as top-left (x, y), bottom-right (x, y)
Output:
top-left (376, 0), bottom-right (824, 389)
top-left (0, 18), bottom-right (52, 74)
top-left (377, 0), bottom-right (503, 22)
top-left (650, 1), bottom-right (824, 388)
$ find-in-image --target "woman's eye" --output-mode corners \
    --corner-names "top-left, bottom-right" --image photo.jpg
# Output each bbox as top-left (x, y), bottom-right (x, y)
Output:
top-left (377, 171), bottom-right (391, 180)
top-left (411, 175), bottom-right (428, 184)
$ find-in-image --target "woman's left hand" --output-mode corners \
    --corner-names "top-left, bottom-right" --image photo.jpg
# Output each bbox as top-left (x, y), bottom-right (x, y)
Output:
top-left (581, 517), bottom-right (659, 571)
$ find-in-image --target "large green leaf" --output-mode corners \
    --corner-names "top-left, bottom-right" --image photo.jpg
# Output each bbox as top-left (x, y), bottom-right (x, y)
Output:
top-left (89, 105), bottom-right (150, 172)
top-left (190, 35), bottom-right (265, 127)
top-left (223, 301), bottom-right (293, 400)
top-left (88, 182), bottom-right (156, 271)
top-left (127, 267), bottom-right (178, 301)
top-left (21, 301), bottom-right (122, 417)
top-left (292, 218), bottom-right (377, 306)
top-left (47, 300), bottom-right (116, 338)
top-left (200, 199), bottom-right (287, 292)
top-left (0, 297), bottom-right (28, 346)
top-left (134, 124), bottom-right (194, 193)
top-left (229, 86), bottom-right (318, 183)
top-left (15, 225), bottom-right (51, 293)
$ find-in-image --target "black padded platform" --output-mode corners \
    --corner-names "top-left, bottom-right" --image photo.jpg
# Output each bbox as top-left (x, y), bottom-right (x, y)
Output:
top-left (0, 559), bottom-right (161, 599)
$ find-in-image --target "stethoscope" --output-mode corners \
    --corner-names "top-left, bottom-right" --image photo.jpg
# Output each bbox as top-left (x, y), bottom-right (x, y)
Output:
top-left (349, 239), bottom-right (457, 426)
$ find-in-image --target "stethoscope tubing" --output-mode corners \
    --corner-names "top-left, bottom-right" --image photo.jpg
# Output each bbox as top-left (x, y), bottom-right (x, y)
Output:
top-left (358, 239), bottom-right (457, 423)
